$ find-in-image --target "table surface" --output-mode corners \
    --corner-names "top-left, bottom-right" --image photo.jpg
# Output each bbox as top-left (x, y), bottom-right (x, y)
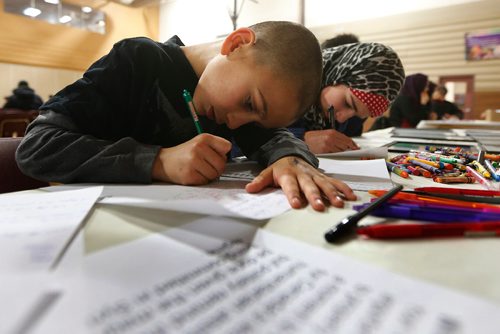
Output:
top-left (9, 129), bottom-right (500, 308)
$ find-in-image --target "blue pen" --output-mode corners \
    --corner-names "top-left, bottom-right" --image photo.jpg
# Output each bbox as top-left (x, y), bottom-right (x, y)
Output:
top-left (353, 203), bottom-right (500, 222)
top-left (182, 89), bottom-right (203, 134)
top-left (484, 159), bottom-right (500, 182)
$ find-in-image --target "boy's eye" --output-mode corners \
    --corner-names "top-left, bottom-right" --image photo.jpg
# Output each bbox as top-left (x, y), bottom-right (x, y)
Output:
top-left (244, 96), bottom-right (254, 112)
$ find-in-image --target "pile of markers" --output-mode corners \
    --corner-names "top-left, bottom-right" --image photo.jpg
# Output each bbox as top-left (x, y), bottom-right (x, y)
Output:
top-left (386, 146), bottom-right (500, 190)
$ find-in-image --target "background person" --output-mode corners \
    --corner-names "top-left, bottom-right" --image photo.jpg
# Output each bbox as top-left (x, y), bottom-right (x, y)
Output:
top-left (389, 73), bottom-right (430, 128)
top-left (3, 80), bottom-right (43, 110)
top-left (299, 42), bottom-right (405, 153)
top-left (430, 84), bottom-right (464, 120)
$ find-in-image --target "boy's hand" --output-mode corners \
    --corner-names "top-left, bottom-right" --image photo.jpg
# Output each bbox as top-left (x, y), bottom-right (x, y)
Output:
top-left (304, 129), bottom-right (359, 154)
top-left (245, 156), bottom-right (357, 211)
top-left (152, 133), bottom-right (232, 185)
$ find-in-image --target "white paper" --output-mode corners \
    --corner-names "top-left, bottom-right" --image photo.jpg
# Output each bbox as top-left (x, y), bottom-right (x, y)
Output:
top-left (0, 187), bottom-right (102, 272)
top-left (98, 183), bottom-right (290, 220)
top-left (31, 218), bottom-right (500, 334)
top-left (0, 273), bottom-right (62, 334)
top-left (318, 158), bottom-right (393, 191)
top-left (317, 147), bottom-right (388, 160)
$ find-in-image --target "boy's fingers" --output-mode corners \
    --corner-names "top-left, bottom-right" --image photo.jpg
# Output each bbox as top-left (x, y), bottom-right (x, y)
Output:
top-left (277, 174), bottom-right (305, 209)
top-left (200, 134), bottom-right (232, 155)
top-left (245, 167), bottom-right (274, 193)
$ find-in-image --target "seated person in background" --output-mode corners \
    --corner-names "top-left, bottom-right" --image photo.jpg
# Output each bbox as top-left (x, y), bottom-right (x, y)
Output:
top-left (318, 33), bottom-right (366, 139)
top-left (320, 33), bottom-right (360, 49)
top-left (430, 84), bottom-right (464, 120)
top-left (3, 80), bottom-right (43, 110)
top-left (389, 73), bottom-right (430, 128)
top-left (297, 42), bottom-right (405, 154)
top-left (425, 80), bottom-right (437, 119)
top-left (16, 21), bottom-right (356, 212)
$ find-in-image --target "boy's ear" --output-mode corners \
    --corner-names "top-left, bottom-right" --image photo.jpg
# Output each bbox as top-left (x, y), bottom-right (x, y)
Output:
top-left (220, 27), bottom-right (256, 55)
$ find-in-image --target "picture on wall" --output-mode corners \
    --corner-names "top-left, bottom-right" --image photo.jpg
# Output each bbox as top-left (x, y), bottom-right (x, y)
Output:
top-left (465, 28), bottom-right (500, 60)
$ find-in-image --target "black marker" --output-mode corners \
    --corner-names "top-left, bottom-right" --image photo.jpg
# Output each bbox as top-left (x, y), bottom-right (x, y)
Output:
top-left (324, 184), bottom-right (403, 243)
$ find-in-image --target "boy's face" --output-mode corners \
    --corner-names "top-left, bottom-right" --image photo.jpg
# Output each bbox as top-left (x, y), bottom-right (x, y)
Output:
top-left (193, 48), bottom-right (301, 130)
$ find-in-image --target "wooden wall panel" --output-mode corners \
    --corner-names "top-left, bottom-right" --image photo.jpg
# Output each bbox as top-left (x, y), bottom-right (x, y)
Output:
top-left (0, 0), bottom-right (158, 71)
top-left (0, 0), bottom-right (158, 105)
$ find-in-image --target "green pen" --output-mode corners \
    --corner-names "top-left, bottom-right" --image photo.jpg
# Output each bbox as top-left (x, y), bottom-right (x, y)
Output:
top-left (182, 89), bottom-right (203, 134)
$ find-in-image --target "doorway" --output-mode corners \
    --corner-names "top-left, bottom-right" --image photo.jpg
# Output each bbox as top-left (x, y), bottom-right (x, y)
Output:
top-left (438, 75), bottom-right (475, 119)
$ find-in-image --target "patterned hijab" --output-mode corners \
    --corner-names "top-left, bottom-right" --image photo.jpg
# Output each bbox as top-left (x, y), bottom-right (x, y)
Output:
top-left (303, 42), bottom-right (405, 130)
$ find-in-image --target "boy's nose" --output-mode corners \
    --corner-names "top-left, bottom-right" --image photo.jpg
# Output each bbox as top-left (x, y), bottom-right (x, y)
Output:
top-left (225, 112), bottom-right (249, 129)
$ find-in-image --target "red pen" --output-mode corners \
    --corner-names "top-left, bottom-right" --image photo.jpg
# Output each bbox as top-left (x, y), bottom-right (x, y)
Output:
top-left (357, 222), bottom-right (500, 239)
top-left (413, 187), bottom-right (500, 197)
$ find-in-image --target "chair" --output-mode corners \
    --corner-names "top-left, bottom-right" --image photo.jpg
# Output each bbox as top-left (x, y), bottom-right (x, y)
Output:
top-left (0, 108), bottom-right (39, 137)
top-left (0, 137), bottom-right (49, 194)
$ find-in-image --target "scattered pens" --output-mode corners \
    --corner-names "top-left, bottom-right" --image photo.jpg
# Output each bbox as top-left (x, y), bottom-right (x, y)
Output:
top-left (324, 184), bottom-right (403, 243)
top-left (182, 89), bottom-right (203, 134)
top-left (413, 187), bottom-right (500, 197)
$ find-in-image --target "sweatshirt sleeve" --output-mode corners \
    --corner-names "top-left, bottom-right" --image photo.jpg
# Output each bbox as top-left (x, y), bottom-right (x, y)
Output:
top-left (16, 110), bottom-right (161, 183)
top-left (232, 123), bottom-right (319, 168)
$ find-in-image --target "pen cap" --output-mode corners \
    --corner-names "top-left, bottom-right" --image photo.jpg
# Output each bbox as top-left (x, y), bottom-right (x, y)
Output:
top-left (324, 216), bottom-right (359, 243)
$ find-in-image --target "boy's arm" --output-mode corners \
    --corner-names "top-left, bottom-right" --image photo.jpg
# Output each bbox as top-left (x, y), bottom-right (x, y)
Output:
top-left (233, 124), bottom-right (318, 167)
top-left (16, 111), bottom-right (160, 183)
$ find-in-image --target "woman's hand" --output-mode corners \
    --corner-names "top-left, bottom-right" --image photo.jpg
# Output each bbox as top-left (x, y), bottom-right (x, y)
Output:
top-left (304, 129), bottom-right (359, 154)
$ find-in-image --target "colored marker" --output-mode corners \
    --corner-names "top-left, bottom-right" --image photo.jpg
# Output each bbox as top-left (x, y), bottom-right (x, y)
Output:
top-left (386, 161), bottom-right (409, 178)
top-left (471, 160), bottom-right (491, 179)
top-left (433, 175), bottom-right (475, 184)
top-left (357, 222), bottom-right (500, 239)
top-left (414, 166), bottom-right (432, 178)
top-left (466, 166), bottom-right (497, 191)
top-left (414, 187), bottom-right (500, 197)
top-left (410, 160), bottom-right (440, 174)
top-left (484, 160), bottom-right (500, 182)
top-left (183, 89), bottom-right (203, 134)
top-left (406, 165), bottom-right (420, 176)
top-left (407, 157), bottom-right (442, 169)
top-left (485, 153), bottom-right (500, 162)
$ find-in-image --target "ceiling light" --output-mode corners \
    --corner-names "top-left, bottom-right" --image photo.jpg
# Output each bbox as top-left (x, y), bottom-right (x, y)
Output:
top-left (44, 0), bottom-right (60, 4)
top-left (23, 7), bottom-right (42, 17)
top-left (82, 6), bottom-right (92, 13)
top-left (59, 15), bottom-right (72, 23)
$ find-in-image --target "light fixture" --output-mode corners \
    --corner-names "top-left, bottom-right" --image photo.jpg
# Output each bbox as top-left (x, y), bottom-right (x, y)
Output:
top-left (59, 15), bottom-right (72, 23)
top-left (44, 0), bottom-right (60, 4)
top-left (23, 7), bottom-right (41, 17)
top-left (24, 0), bottom-right (41, 17)
top-left (82, 6), bottom-right (92, 13)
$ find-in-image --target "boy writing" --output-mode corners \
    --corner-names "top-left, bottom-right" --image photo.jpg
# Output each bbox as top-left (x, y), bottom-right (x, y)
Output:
top-left (16, 21), bottom-right (356, 211)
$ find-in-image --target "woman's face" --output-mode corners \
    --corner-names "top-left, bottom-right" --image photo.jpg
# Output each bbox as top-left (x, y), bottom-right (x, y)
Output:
top-left (319, 85), bottom-right (370, 123)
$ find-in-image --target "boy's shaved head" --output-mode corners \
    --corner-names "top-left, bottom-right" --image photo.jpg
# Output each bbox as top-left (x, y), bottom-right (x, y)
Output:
top-left (249, 21), bottom-right (323, 118)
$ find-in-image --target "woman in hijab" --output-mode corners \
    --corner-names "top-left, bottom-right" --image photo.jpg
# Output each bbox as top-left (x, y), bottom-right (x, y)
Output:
top-left (299, 42), bottom-right (405, 154)
top-left (389, 73), bottom-right (430, 128)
